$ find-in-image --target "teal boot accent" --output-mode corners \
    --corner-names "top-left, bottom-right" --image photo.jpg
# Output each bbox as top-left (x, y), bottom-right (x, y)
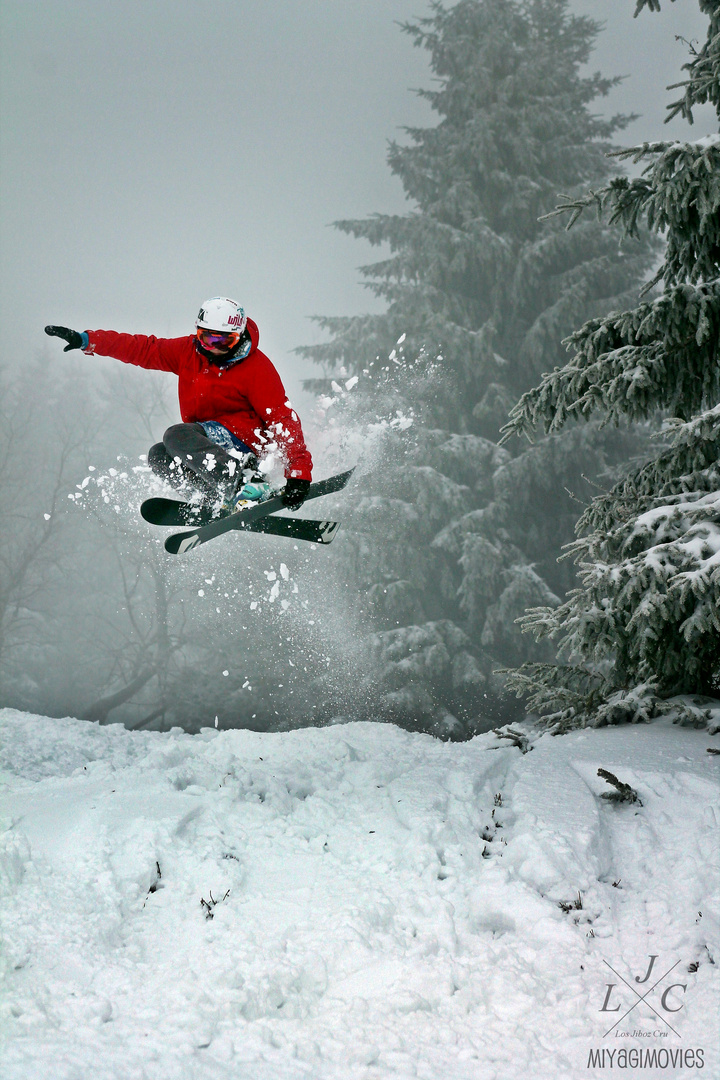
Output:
top-left (238, 482), bottom-right (272, 501)
top-left (220, 480), bottom-right (273, 515)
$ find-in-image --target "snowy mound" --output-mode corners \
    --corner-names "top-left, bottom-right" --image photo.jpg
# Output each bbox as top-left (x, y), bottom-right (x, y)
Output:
top-left (1, 710), bottom-right (718, 1079)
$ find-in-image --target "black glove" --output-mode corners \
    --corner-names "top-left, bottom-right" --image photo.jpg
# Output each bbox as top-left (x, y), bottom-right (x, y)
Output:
top-left (45, 325), bottom-right (85, 352)
top-left (282, 477), bottom-right (310, 510)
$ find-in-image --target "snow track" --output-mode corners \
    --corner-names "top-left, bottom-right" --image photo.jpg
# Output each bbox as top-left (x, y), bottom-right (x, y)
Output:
top-left (1, 711), bottom-right (718, 1079)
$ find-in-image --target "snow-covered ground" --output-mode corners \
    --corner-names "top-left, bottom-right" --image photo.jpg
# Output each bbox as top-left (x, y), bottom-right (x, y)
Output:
top-left (1, 710), bottom-right (718, 1080)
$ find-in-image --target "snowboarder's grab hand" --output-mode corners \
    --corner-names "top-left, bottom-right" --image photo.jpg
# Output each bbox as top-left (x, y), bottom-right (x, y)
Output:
top-left (44, 298), bottom-right (313, 513)
top-left (45, 325), bottom-right (86, 352)
top-left (282, 477), bottom-right (310, 510)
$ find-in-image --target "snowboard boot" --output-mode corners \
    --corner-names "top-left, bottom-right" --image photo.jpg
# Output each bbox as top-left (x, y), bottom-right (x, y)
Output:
top-left (218, 455), bottom-right (272, 514)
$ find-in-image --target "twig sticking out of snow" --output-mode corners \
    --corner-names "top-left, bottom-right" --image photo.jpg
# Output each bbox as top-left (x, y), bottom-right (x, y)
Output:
top-left (492, 727), bottom-right (533, 753)
top-left (597, 768), bottom-right (642, 806)
top-left (200, 889), bottom-right (230, 920)
top-left (142, 862), bottom-right (162, 908)
top-left (148, 861), bottom-right (162, 893)
top-left (707, 747), bottom-right (720, 755)
top-left (558, 891), bottom-right (583, 913)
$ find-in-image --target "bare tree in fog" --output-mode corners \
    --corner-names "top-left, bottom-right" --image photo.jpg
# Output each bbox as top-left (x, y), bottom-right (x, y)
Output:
top-left (0, 357), bottom-right (99, 702)
top-left (79, 541), bottom-right (178, 726)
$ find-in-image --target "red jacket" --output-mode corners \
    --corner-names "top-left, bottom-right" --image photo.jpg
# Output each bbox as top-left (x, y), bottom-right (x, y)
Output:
top-left (84, 319), bottom-right (312, 480)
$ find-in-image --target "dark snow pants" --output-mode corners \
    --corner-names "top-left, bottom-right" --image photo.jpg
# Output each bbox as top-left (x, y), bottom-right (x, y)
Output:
top-left (148, 422), bottom-right (256, 499)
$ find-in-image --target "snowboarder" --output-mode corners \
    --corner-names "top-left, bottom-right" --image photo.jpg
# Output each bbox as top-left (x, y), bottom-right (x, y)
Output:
top-left (45, 297), bottom-right (312, 511)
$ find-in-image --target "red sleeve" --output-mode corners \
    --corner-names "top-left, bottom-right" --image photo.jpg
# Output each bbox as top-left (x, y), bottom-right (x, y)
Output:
top-left (246, 355), bottom-right (313, 481)
top-left (84, 331), bottom-right (188, 375)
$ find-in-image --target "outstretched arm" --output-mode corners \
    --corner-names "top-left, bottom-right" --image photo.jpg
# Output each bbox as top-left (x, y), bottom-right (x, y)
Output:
top-left (46, 325), bottom-right (183, 374)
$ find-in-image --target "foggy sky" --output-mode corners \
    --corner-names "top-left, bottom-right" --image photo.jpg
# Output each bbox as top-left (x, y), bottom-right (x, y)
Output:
top-left (1, 0), bottom-right (715, 407)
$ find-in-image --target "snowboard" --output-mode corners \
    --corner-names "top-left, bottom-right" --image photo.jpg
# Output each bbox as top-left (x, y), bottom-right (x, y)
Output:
top-left (147, 469), bottom-right (354, 555)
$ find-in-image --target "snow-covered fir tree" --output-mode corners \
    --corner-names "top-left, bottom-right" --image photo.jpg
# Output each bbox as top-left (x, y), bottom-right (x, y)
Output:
top-left (300, 0), bottom-right (657, 735)
top-left (501, 0), bottom-right (720, 731)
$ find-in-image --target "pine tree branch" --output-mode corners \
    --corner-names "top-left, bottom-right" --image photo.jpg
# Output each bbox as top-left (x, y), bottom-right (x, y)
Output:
top-left (597, 767), bottom-right (643, 805)
top-left (501, 279), bottom-right (720, 441)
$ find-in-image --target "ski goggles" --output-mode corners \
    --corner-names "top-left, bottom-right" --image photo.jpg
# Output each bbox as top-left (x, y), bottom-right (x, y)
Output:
top-left (196, 327), bottom-right (241, 352)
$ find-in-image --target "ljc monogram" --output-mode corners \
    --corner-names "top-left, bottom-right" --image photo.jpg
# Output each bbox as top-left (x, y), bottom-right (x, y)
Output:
top-left (600, 956), bottom-right (687, 1037)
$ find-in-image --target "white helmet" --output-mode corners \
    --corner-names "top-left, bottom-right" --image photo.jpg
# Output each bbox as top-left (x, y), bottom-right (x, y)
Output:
top-left (196, 297), bottom-right (247, 335)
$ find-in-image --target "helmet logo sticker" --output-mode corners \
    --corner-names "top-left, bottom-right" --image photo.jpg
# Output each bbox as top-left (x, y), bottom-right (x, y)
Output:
top-left (196, 298), bottom-right (247, 335)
